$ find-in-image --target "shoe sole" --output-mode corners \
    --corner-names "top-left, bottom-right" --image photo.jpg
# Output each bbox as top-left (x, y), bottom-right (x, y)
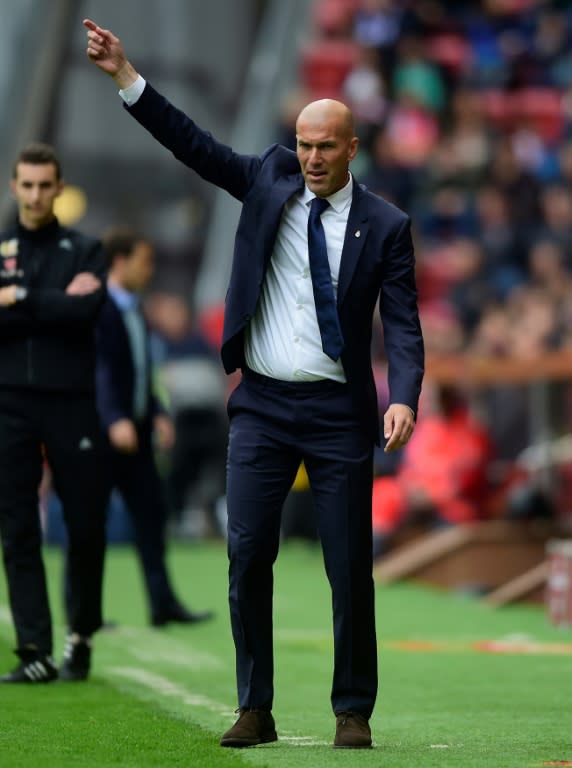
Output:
top-left (59, 670), bottom-right (89, 682)
top-left (0, 677), bottom-right (57, 684)
top-left (333, 743), bottom-right (372, 749)
top-left (220, 733), bottom-right (278, 748)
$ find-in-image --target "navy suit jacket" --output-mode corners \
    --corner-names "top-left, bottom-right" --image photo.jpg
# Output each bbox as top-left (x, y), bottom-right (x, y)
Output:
top-left (95, 295), bottom-right (162, 436)
top-left (128, 84), bottom-right (424, 443)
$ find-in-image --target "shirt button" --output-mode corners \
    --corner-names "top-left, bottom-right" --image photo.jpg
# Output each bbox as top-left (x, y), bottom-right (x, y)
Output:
top-left (297, 304), bottom-right (302, 310)
top-left (302, 270), bottom-right (309, 278)
top-left (294, 336), bottom-right (300, 343)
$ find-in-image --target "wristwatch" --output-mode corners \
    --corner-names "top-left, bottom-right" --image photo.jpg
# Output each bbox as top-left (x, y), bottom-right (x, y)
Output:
top-left (14, 286), bottom-right (28, 302)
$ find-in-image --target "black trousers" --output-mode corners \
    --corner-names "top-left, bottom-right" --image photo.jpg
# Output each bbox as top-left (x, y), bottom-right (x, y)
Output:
top-left (0, 389), bottom-right (107, 655)
top-left (226, 370), bottom-right (377, 718)
top-left (102, 432), bottom-right (180, 621)
top-left (167, 406), bottom-right (227, 522)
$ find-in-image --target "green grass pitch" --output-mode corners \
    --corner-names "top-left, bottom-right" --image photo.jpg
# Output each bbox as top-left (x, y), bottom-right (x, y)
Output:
top-left (1, 539), bottom-right (571, 767)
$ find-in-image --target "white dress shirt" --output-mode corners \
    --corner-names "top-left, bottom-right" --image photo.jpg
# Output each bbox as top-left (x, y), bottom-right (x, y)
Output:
top-left (244, 179), bottom-right (352, 382)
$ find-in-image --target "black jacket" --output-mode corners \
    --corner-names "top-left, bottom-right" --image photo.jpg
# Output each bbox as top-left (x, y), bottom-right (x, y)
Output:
top-left (0, 218), bottom-right (106, 393)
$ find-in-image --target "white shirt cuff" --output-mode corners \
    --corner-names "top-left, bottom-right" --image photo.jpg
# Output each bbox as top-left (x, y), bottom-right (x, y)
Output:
top-left (119, 75), bottom-right (146, 106)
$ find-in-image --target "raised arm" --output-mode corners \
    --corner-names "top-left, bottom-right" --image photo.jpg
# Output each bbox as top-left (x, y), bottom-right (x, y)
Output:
top-left (82, 18), bottom-right (262, 201)
top-left (83, 18), bottom-right (138, 90)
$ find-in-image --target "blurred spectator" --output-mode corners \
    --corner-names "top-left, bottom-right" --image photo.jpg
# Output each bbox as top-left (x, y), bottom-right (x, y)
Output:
top-left (534, 183), bottom-right (572, 266)
top-left (352, 0), bottom-right (403, 75)
top-left (488, 137), bottom-right (542, 231)
top-left (372, 383), bottom-right (494, 558)
top-left (419, 301), bottom-right (466, 356)
top-left (384, 91), bottom-right (440, 168)
top-left (473, 184), bottom-right (527, 298)
top-left (392, 34), bottom-right (446, 113)
top-left (447, 89), bottom-right (491, 183)
top-left (506, 285), bottom-right (560, 358)
top-left (342, 44), bottom-right (387, 125)
top-left (361, 126), bottom-right (417, 209)
top-left (147, 292), bottom-right (228, 538)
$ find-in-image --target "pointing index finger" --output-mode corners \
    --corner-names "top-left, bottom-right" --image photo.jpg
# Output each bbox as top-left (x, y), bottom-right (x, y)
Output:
top-left (83, 19), bottom-right (112, 42)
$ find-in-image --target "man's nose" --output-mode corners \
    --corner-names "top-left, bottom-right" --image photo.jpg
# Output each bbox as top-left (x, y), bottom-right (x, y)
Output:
top-left (308, 148), bottom-right (322, 165)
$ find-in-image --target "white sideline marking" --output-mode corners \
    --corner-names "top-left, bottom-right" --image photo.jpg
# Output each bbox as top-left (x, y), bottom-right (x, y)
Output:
top-left (127, 646), bottom-right (221, 668)
top-left (107, 666), bottom-right (234, 716)
top-left (0, 606), bottom-right (11, 624)
top-left (106, 626), bottom-right (223, 670)
top-left (107, 667), bottom-right (330, 746)
top-left (280, 736), bottom-right (330, 746)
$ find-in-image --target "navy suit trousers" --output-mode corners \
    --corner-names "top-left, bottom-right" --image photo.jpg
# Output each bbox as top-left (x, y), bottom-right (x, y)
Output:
top-left (226, 369), bottom-right (377, 717)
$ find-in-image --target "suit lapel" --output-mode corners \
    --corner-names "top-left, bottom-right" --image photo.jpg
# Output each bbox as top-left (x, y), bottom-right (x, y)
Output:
top-left (257, 173), bottom-right (368, 306)
top-left (337, 183), bottom-right (369, 306)
top-left (259, 174), bottom-right (304, 264)
top-left (273, 174), bottom-right (305, 207)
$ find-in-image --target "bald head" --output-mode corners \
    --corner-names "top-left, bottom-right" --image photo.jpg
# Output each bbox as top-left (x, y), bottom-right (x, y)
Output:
top-left (296, 99), bottom-right (355, 140)
top-left (295, 99), bottom-right (359, 198)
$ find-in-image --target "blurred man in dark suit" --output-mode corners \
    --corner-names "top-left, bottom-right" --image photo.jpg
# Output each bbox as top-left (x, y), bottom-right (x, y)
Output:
top-left (95, 227), bottom-right (213, 628)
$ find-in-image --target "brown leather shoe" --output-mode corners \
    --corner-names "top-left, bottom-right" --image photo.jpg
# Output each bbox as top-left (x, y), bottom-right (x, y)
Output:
top-left (220, 708), bottom-right (278, 748)
top-left (334, 711), bottom-right (372, 748)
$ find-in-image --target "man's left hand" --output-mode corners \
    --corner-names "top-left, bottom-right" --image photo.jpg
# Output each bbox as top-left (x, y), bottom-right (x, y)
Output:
top-left (383, 403), bottom-right (415, 453)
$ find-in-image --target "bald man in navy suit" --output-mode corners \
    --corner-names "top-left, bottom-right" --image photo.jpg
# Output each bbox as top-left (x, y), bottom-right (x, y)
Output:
top-left (84, 19), bottom-right (424, 750)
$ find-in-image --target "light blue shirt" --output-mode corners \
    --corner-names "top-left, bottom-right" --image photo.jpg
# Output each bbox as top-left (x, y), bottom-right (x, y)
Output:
top-left (107, 283), bottom-right (148, 421)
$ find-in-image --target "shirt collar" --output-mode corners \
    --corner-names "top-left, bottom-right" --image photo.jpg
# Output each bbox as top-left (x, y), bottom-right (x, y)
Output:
top-left (107, 281), bottom-right (139, 311)
top-left (302, 173), bottom-right (353, 213)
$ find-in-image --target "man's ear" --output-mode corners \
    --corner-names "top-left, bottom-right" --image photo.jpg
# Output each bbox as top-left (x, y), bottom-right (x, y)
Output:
top-left (348, 136), bottom-right (359, 162)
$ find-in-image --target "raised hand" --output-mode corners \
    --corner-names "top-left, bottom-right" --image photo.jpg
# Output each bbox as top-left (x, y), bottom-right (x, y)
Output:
top-left (83, 19), bottom-right (138, 89)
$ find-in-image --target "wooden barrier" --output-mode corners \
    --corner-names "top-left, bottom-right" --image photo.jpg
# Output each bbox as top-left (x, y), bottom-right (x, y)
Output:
top-left (425, 352), bottom-right (572, 386)
top-left (373, 520), bottom-right (557, 596)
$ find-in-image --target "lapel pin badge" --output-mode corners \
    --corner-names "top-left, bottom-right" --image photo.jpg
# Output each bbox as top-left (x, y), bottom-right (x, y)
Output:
top-left (355, 230), bottom-right (361, 238)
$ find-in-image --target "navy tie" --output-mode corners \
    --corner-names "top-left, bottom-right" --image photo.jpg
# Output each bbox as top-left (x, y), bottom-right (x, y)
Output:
top-left (307, 197), bottom-right (344, 361)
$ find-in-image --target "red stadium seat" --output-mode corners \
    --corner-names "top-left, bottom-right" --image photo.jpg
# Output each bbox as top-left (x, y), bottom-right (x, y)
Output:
top-left (313, 0), bottom-right (361, 38)
top-left (301, 39), bottom-right (361, 99)
top-left (425, 34), bottom-right (471, 77)
top-left (514, 88), bottom-right (564, 143)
